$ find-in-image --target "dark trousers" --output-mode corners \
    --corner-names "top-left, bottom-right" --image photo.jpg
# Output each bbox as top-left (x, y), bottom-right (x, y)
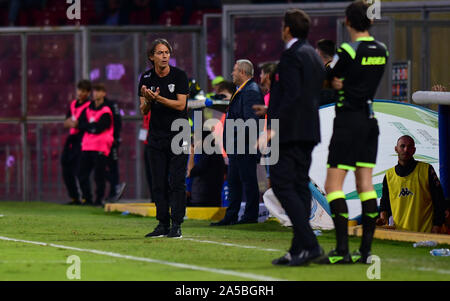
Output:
top-left (224, 154), bottom-right (260, 222)
top-left (270, 142), bottom-right (319, 255)
top-left (61, 136), bottom-right (82, 200)
top-left (143, 144), bottom-right (153, 199)
top-left (106, 144), bottom-right (120, 197)
top-left (78, 151), bottom-right (108, 204)
top-left (148, 140), bottom-right (188, 226)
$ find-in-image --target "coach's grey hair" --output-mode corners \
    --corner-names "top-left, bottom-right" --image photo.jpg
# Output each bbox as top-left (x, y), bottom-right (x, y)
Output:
top-left (236, 59), bottom-right (254, 77)
top-left (147, 38), bottom-right (173, 62)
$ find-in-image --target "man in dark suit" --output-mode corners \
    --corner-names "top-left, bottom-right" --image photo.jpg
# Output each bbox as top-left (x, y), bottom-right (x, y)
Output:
top-left (211, 59), bottom-right (265, 226)
top-left (265, 9), bottom-right (325, 266)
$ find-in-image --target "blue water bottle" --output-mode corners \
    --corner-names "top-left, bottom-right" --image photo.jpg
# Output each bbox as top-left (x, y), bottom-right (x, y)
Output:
top-left (430, 248), bottom-right (450, 256)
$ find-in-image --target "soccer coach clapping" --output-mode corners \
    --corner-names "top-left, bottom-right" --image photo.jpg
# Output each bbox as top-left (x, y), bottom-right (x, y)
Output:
top-left (139, 38), bottom-right (190, 239)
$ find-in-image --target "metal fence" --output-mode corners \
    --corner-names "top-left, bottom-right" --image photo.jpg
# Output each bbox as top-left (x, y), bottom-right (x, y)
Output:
top-left (221, 1), bottom-right (450, 100)
top-left (0, 26), bottom-right (204, 201)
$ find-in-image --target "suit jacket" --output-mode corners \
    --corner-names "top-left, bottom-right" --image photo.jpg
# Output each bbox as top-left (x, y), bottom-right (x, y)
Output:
top-left (267, 39), bottom-right (325, 144)
top-left (223, 79), bottom-right (264, 155)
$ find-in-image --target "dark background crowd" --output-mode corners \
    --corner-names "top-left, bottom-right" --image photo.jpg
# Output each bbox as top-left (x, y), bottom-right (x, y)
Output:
top-left (0, 0), bottom-right (348, 27)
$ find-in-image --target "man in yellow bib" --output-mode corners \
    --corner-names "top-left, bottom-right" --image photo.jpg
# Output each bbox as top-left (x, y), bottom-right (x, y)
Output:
top-left (378, 135), bottom-right (447, 233)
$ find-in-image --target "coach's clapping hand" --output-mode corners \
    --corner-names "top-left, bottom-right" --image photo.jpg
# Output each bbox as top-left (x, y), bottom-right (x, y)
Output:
top-left (141, 85), bottom-right (153, 102)
top-left (147, 87), bottom-right (161, 102)
top-left (141, 85), bottom-right (147, 98)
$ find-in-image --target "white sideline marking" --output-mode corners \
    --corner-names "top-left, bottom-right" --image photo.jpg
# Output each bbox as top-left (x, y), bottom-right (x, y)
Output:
top-left (384, 258), bottom-right (450, 276)
top-left (0, 235), bottom-right (283, 281)
top-left (415, 267), bottom-right (450, 275)
top-left (0, 260), bottom-right (117, 264)
top-left (182, 237), bottom-right (283, 252)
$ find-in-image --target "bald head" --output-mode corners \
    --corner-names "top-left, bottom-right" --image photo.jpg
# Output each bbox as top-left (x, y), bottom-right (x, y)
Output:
top-left (397, 135), bottom-right (415, 146)
top-left (395, 135), bottom-right (416, 165)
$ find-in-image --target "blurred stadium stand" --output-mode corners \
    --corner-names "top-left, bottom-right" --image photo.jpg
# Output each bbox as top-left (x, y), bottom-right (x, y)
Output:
top-left (0, 0), bottom-right (224, 27)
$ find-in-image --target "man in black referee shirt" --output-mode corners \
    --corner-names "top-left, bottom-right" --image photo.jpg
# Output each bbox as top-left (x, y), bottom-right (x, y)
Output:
top-left (319, 1), bottom-right (388, 265)
top-left (139, 38), bottom-right (190, 238)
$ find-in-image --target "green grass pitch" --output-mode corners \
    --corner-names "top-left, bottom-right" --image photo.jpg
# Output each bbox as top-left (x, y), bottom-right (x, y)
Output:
top-left (0, 202), bottom-right (448, 281)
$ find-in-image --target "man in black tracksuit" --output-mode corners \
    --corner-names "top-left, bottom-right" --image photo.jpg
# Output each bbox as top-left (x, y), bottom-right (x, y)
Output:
top-left (139, 39), bottom-right (190, 238)
top-left (267, 9), bottom-right (325, 267)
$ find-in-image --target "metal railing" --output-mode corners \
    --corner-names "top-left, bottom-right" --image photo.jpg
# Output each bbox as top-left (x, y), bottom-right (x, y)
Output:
top-left (2, 1), bottom-right (450, 202)
top-left (0, 25), bottom-right (203, 201)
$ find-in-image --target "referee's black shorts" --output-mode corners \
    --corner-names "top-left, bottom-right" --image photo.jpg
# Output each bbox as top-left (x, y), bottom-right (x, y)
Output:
top-left (327, 112), bottom-right (379, 171)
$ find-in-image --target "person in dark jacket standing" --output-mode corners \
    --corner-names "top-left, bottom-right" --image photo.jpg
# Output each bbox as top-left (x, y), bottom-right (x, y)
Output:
top-left (211, 59), bottom-right (265, 226)
top-left (265, 9), bottom-right (325, 266)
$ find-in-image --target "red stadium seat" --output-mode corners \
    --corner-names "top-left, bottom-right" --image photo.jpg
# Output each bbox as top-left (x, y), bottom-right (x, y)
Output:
top-left (17, 10), bottom-right (32, 26)
top-left (0, 59), bottom-right (20, 83)
top-left (45, 0), bottom-right (67, 11)
top-left (189, 10), bottom-right (205, 26)
top-left (188, 9), bottom-right (220, 25)
top-left (27, 60), bottom-right (46, 83)
top-left (129, 8), bottom-right (152, 25)
top-left (43, 59), bottom-right (74, 84)
top-left (33, 10), bottom-right (60, 26)
top-left (0, 8), bottom-right (8, 26)
top-left (27, 85), bottom-right (50, 115)
top-left (51, 83), bottom-right (76, 107)
top-left (65, 8), bottom-right (98, 25)
top-left (0, 36), bottom-right (21, 60)
top-left (0, 86), bottom-right (21, 117)
top-left (40, 36), bottom-right (71, 59)
top-left (207, 38), bottom-right (220, 55)
top-left (158, 10), bottom-right (182, 26)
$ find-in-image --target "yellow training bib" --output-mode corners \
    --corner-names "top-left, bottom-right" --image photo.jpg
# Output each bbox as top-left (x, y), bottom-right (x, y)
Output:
top-left (386, 162), bottom-right (433, 233)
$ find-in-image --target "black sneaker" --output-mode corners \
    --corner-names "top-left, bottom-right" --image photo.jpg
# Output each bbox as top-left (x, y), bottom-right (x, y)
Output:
top-left (351, 250), bottom-right (372, 264)
top-left (272, 253), bottom-right (292, 266)
top-left (145, 224), bottom-right (170, 238)
top-left (289, 247), bottom-right (324, 266)
top-left (317, 249), bottom-right (353, 265)
top-left (167, 225), bottom-right (182, 238)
